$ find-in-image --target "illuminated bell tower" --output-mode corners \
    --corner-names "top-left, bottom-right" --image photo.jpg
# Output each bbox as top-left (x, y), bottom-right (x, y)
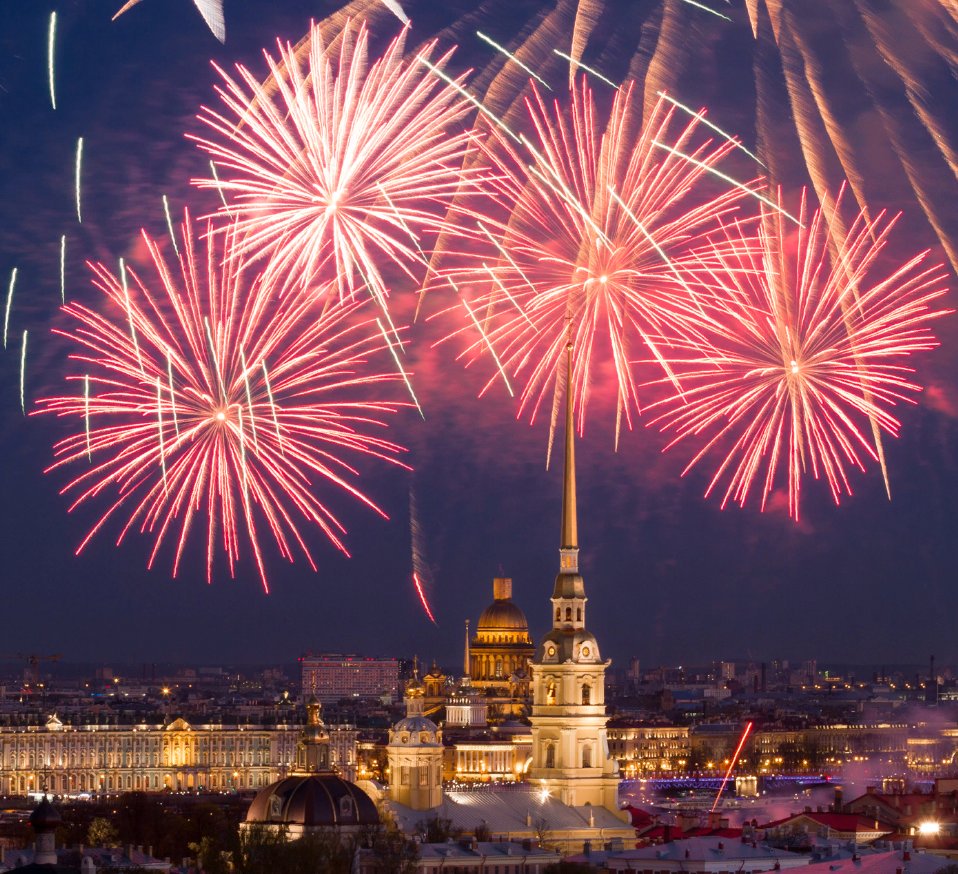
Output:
top-left (528, 343), bottom-right (620, 812)
top-left (387, 661), bottom-right (443, 810)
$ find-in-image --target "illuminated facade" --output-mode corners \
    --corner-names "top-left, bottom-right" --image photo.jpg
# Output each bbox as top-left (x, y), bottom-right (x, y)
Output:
top-left (387, 670), bottom-right (443, 810)
top-left (527, 347), bottom-right (621, 813)
top-left (300, 654), bottom-right (400, 703)
top-left (0, 713), bottom-right (358, 795)
top-left (606, 723), bottom-right (691, 776)
top-left (469, 578), bottom-right (535, 699)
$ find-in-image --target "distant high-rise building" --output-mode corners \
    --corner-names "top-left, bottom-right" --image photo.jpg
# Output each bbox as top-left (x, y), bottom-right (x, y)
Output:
top-left (300, 654), bottom-right (400, 703)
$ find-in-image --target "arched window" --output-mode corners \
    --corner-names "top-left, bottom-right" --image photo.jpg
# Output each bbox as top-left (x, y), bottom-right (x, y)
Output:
top-left (583, 746), bottom-right (592, 768)
top-left (565, 607), bottom-right (572, 621)
top-left (545, 744), bottom-right (555, 769)
top-left (555, 608), bottom-right (560, 621)
top-left (582, 685), bottom-right (591, 705)
top-left (546, 681), bottom-right (557, 705)
top-left (577, 608), bottom-right (582, 622)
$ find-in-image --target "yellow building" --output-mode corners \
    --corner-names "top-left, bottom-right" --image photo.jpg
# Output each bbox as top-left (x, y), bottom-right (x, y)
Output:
top-left (469, 578), bottom-right (535, 701)
top-left (0, 713), bottom-right (350, 796)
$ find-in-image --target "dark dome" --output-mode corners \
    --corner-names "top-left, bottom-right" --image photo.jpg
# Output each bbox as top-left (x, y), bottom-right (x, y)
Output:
top-left (477, 598), bottom-right (529, 632)
top-left (245, 774), bottom-right (379, 829)
top-left (29, 798), bottom-right (62, 831)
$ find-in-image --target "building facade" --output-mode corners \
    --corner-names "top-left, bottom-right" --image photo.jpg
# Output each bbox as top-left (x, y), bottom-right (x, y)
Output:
top-left (300, 654), bottom-right (400, 703)
top-left (0, 712), bottom-right (358, 795)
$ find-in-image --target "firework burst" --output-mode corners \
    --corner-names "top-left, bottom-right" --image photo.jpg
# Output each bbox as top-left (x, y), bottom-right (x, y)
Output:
top-left (191, 21), bottom-right (482, 311)
top-left (650, 188), bottom-right (949, 519)
top-left (38, 213), bottom-right (408, 588)
top-left (441, 82), bottom-right (751, 442)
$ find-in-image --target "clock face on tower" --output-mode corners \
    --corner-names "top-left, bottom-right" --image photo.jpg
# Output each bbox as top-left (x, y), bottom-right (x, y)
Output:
top-left (546, 644), bottom-right (556, 659)
top-left (581, 645), bottom-right (591, 659)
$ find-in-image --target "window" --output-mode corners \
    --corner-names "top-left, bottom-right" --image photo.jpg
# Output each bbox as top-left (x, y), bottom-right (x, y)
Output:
top-left (582, 746), bottom-right (591, 768)
top-left (565, 607), bottom-right (572, 621)
top-left (545, 745), bottom-right (555, 769)
top-left (582, 685), bottom-right (591, 705)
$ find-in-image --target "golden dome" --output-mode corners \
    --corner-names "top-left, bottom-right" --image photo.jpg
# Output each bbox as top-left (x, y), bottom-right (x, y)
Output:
top-left (477, 599), bottom-right (529, 632)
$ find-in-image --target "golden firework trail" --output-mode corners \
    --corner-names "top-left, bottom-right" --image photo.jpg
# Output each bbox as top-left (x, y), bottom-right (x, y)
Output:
top-left (19, 330), bottom-right (28, 414)
top-left (656, 92), bottom-right (764, 165)
top-left (74, 137), bottom-right (84, 224)
top-left (376, 317), bottom-right (423, 418)
top-left (3, 267), bottom-right (17, 349)
top-left (59, 235), bottom-right (66, 303)
top-left (47, 12), bottom-right (57, 110)
top-left (552, 49), bottom-right (617, 88)
top-left (478, 31), bottom-right (551, 90)
top-left (448, 278), bottom-right (514, 397)
top-left (163, 195), bottom-right (180, 256)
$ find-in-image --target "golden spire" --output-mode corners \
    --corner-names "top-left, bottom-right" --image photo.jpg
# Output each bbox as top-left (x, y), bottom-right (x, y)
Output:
top-left (560, 342), bottom-right (579, 567)
top-left (464, 619), bottom-right (471, 678)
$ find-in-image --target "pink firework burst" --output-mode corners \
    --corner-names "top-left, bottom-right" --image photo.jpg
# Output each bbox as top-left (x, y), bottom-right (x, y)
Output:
top-left (38, 213), bottom-right (408, 589)
top-left (650, 188), bottom-right (950, 519)
top-left (439, 82), bottom-right (753, 439)
top-left (191, 21), bottom-right (482, 309)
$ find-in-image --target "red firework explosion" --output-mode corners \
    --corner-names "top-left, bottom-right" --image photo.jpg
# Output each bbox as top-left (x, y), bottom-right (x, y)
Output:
top-left (191, 21), bottom-right (483, 310)
top-left (439, 81), bottom-right (753, 440)
top-left (650, 188), bottom-right (949, 519)
top-left (38, 213), bottom-right (408, 588)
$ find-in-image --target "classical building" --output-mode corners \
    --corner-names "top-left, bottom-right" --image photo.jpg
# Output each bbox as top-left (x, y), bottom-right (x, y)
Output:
top-left (527, 346), bottom-right (621, 813)
top-left (386, 667), bottom-right (444, 810)
top-left (0, 709), bottom-right (362, 796)
top-left (469, 580), bottom-right (535, 703)
top-left (244, 697), bottom-right (378, 840)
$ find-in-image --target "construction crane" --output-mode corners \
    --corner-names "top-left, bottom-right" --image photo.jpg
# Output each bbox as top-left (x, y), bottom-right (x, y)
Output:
top-left (0, 653), bottom-right (62, 686)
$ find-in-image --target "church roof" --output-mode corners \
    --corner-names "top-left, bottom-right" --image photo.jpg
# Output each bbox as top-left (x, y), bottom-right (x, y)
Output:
top-left (246, 774), bottom-right (379, 828)
top-left (477, 598), bottom-right (529, 633)
top-left (386, 785), bottom-right (633, 837)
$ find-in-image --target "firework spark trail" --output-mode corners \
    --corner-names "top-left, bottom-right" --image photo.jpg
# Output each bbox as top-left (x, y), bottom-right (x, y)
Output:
top-left (439, 83), bottom-right (748, 440)
top-left (4, 268), bottom-right (17, 349)
top-left (448, 278), bottom-right (514, 397)
top-left (652, 139), bottom-right (800, 224)
top-left (60, 235), bottom-right (67, 303)
top-left (19, 331), bottom-right (28, 414)
top-left (207, 161), bottom-right (232, 217)
top-left (38, 213), bottom-right (409, 588)
top-left (409, 484), bottom-right (437, 624)
top-left (47, 11), bottom-right (57, 110)
top-left (478, 31), bottom-right (551, 90)
top-left (679, 0), bottom-right (732, 21)
top-left (192, 21), bottom-right (484, 310)
top-left (119, 258), bottom-right (144, 374)
top-left (162, 195), bottom-right (181, 256)
top-left (552, 49), bottom-right (618, 88)
top-left (74, 137), bottom-right (84, 224)
top-left (83, 374), bottom-right (91, 460)
top-left (712, 721), bottom-right (752, 813)
top-left (656, 92), bottom-right (764, 166)
top-left (417, 53), bottom-right (522, 143)
top-left (650, 190), bottom-right (949, 519)
top-left (412, 572), bottom-right (437, 624)
top-left (376, 317), bottom-right (423, 419)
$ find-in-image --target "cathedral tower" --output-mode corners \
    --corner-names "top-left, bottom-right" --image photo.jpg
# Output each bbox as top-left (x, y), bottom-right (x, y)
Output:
top-left (387, 660), bottom-right (443, 810)
top-left (528, 344), bottom-right (620, 811)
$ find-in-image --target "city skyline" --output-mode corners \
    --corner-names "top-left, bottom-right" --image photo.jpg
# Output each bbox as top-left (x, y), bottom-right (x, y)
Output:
top-left (0, 1), bottom-right (956, 668)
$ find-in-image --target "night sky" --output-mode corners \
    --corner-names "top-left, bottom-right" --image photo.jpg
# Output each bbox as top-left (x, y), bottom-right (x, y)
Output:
top-left (1, 0), bottom-right (956, 671)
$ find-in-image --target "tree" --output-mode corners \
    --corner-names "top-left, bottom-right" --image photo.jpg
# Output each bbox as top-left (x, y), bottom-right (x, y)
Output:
top-left (87, 817), bottom-right (119, 847)
top-left (362, 823), bottom-right (418, 874)
top-left (415, 815), bottom-right (461, 843)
